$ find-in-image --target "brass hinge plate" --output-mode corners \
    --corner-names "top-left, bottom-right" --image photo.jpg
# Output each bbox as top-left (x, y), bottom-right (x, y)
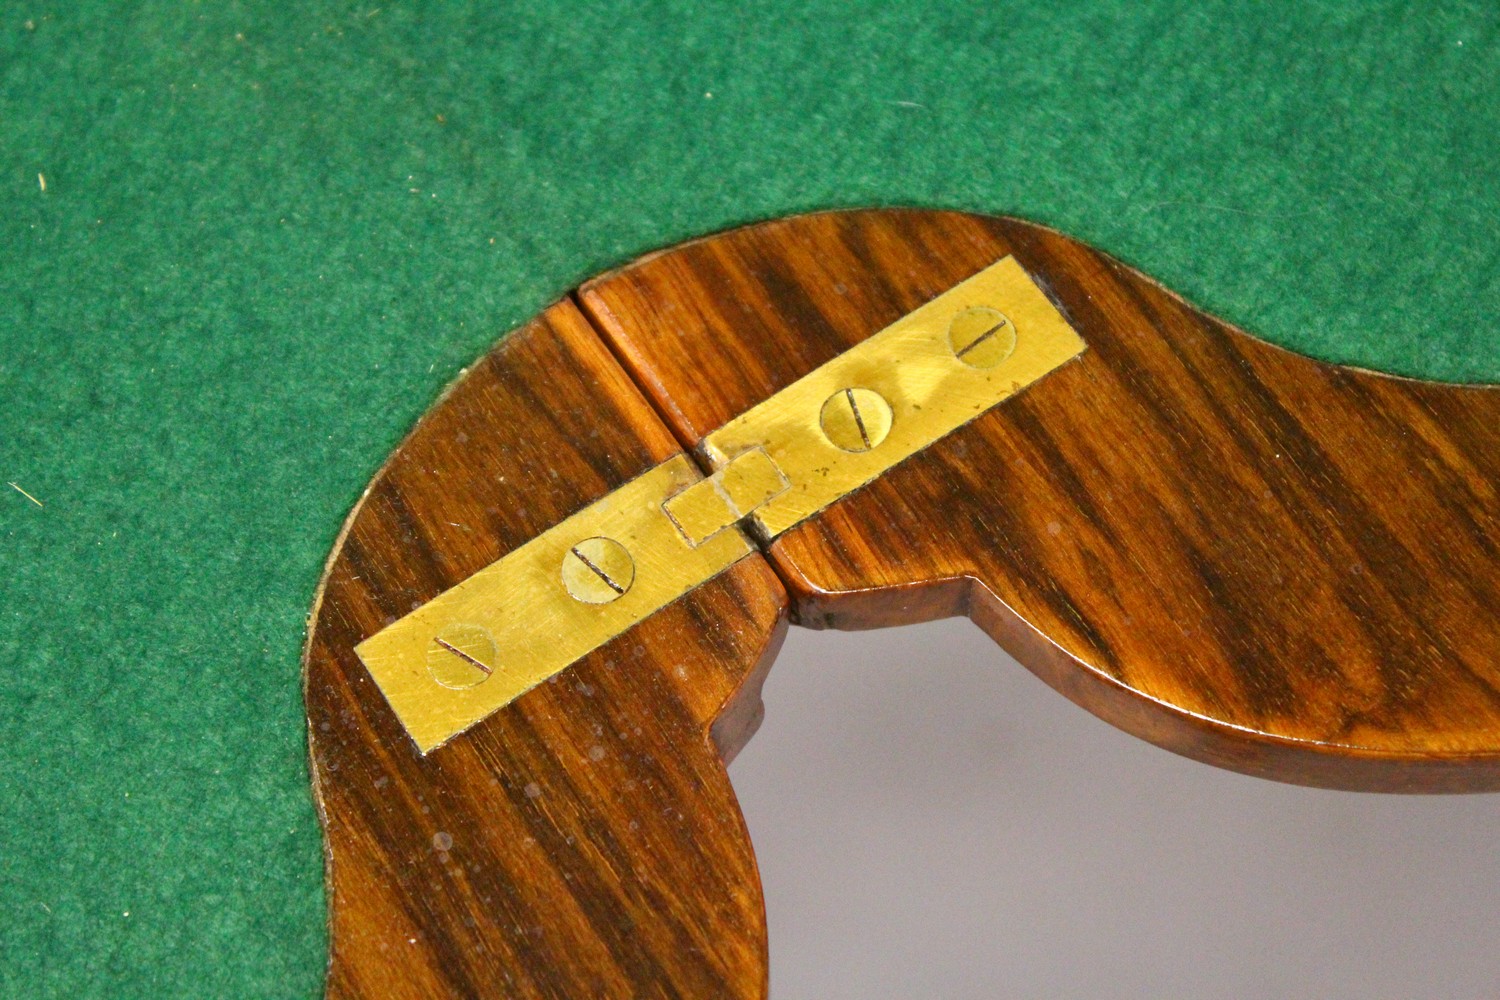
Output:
top-left (353, 456), bottom-right (756, 752)
top-left (355, 256), bottom-right (1085, 752)
top-left (695, 255), bottom-right (1085, 539)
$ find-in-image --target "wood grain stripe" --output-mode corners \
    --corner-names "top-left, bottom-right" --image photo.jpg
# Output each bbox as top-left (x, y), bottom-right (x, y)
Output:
top-left (308, 209), bottom-right (1500, 1000)
top-left (581, 208), bottom-right (1500, 790)
top-left (305, 300), bottom-right (786, 999)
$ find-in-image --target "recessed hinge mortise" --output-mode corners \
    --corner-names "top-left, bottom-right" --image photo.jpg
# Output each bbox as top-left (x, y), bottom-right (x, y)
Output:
top-left (355, 255), bottom-right (1087, 752)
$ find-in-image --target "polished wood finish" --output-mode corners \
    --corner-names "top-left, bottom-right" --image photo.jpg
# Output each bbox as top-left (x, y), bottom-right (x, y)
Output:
top-left (581, 208), bottom-right (1500, 792)
top-left (309, 209), bottom-right (1500, 999)
top-left (304, 301), bottom-right (787, 999)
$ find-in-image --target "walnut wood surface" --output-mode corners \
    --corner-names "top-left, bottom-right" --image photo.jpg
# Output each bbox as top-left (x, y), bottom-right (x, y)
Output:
top-left (581, 208), bottom-right (1500, 792)
top-left (304, 301), bottom-right (787, 999)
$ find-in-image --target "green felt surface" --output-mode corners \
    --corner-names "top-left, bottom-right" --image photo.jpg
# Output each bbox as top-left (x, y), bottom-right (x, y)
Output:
top-left (1, 2), bottom-right (1497, 995)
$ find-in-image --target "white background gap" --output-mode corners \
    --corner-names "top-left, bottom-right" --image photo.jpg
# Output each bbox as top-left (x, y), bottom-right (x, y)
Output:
top-left (729, 617), bottom-right (1500, 999)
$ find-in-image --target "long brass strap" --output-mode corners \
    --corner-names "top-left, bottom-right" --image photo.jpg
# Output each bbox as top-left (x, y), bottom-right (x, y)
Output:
top-left (356, 255), bottom-right (1085, 752)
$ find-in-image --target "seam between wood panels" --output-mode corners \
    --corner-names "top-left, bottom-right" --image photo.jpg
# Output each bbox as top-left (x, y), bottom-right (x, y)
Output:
top-left (568, 286), bottom-right (800, 584)
top-left (568, 288), bottom-right (723, 475)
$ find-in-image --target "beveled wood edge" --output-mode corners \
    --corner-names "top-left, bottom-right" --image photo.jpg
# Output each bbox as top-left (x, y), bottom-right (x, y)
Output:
top-left (710, 606), bottom-right (792, 766)
top-left (782, 569), bottom-right (1500, 793)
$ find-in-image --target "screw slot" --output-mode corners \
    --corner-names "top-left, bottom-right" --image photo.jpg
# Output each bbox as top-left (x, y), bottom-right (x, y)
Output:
top-left (561, 536), bottom-right (636, 604)
top-left (949, 306), bottom-right (1016, 369)
top-left (427, 624), bottom-right (498, 690)
top-left (819, 387), bottom-right (893, 453)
